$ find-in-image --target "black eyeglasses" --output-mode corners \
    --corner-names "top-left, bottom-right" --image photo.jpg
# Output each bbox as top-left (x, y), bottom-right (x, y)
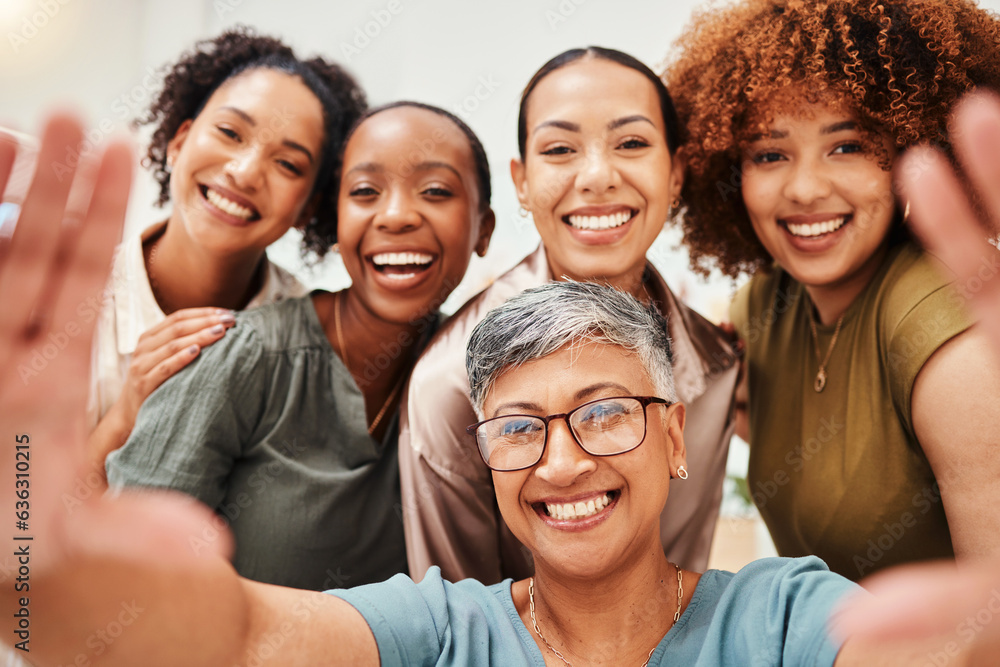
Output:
top-left (466, 395), bottom-right (672, 472)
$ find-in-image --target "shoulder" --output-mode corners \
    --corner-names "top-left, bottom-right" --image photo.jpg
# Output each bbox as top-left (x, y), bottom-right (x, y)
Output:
top-left (232, 295), bottom-right (327, 354)
top-left (731, 268), bottom-right (803, 344)
top-left (876, 243), bottom-right (965, 326)
top-left (254, 257), bottom-right (308, 306)
top-left (687, 557), bottom-right (855, 666)
top-left (328, 568), bottom-right (523, 664)
top-left (412, 247), bottom-right (548, 382)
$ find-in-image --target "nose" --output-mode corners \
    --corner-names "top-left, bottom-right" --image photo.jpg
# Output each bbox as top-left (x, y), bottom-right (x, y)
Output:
top-left (225, 147), bottom-right (265, 191)
top-left (375, 187), bottom-right (423, 233)
top-left (575, 139), bottom-right (619, 195)
top-left (534, 419), bottom-right (597, 487)
top-left (782, 157), bottom-right (833, 205)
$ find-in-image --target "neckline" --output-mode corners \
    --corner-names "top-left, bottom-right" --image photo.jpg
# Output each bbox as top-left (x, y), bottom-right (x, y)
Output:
top-left (796, 243), bottom-right (907, 333)
top-left (499, 570), bottom-right (714, 665)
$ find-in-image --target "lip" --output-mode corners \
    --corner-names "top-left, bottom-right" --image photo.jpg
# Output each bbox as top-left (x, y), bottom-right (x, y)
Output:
top-left (198, 183), bottom-right (262, 226)
top-left (363, 244), bottom-right (440, 293)
top-left (531, 489), bottom-right (619, 532)
top-left (560, 205), bottom-right (638, 246)
top-left (778, 213), bottom-right (853, 253)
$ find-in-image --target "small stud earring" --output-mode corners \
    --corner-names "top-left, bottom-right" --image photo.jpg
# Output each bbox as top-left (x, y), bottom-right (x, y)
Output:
top-left (518, 205), bottom-right (529, 218)
top-left (331, 243), bottom-right (340, 255)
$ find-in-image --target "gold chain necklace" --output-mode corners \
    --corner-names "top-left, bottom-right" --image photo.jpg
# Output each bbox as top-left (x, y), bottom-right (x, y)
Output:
top-left (333, 291), bottom-right (405, 436)
top-left (808, 314), bottom-right (845, 392)
top-left (528, 563), bottom-right (683, 667)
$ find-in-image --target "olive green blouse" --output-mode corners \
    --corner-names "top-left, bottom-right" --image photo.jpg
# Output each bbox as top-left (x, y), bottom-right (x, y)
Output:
top-left (732, 242), bottom-right (971, 581)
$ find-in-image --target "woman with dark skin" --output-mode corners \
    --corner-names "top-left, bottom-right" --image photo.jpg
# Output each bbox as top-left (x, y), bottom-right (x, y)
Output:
top-left (667, 0), bottom-right (1000, 580)
top-left (105, 102), bottom-right (495, 590)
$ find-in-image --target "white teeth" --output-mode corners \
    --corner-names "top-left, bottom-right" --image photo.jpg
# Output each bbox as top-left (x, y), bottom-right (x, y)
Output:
top-left (205, 188), bottom-right (255, 220)
top-left (566, 210), bottom-right (632, 230)
top-left (545, 493), bottom-right (611, 521)
top-left (371, 252), bottom-right (434, 267)
top-left (785, 216), bottom-right (847, 238)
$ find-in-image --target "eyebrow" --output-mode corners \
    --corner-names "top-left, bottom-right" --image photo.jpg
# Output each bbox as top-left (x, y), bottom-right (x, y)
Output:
top-left (344, 161), bottom-right (461, 180)
top-left (607, 115), bottom-right (656, 131)
top-left (533, 115), bottom-right (656, 136)
top-left (759, 120), bottom-right (858, 140)
top-left (218, 106), bottom-right (315, 164)
top-left (412, 161), bottom-right (462, 180)
top-left (574, 382), bottom-right (634, 401)
top-left (488, 382), bottom-right (636, 418)
top-left (489, 401), bottom-right (542, 418)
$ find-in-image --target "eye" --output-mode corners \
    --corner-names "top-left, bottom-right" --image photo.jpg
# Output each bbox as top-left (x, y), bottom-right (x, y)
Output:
top-left (277, 159), bottom-right (303, 176)
top-left (348, 185), bottom-right (379, 197)
top-left (577, 400), bottom-right (630, 430)
top-left (217, 126), bottom-right (240, 141)
top-left (540, 145), bottom-right (574, 156)
top-left (499, 418), bottom-right (542, 439)
top-left (831, 142), bottom-right (863, 156)
top-left (618, 138), bottom-right (651, 150)
top-left (421, 186), bottom-right (454, 198)
top-left (751, 151), bottom-right (785, 165)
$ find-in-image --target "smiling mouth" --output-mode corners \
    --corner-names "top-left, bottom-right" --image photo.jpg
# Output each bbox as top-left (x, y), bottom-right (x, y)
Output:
top-left (539, 490), bottom-right (618, 521)
top-left (563, 210), bottom-right (636, 231)
top-left (369, 252), bottom-right (436, 280)
top-left (781, 215), bottom-right (851, 238)
top-left (200, 185), bottom-right (260, 221)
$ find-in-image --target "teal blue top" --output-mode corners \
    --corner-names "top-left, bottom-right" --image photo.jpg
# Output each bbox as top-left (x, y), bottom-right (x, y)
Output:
top-left (108, 295), bottom-right (429, 590)
top-left (329, 557), bottom-right (854, 666)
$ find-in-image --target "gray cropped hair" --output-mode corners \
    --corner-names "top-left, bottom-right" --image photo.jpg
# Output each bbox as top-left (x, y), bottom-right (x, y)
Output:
top-left (466, 281), bottom-right (676, 415)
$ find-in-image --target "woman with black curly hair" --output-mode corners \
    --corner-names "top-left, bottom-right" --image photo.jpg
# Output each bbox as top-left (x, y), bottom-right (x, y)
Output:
top-left (87, 27), bottom-right (366, 472)
top-left (666, 0), bottom-right (1000, 580)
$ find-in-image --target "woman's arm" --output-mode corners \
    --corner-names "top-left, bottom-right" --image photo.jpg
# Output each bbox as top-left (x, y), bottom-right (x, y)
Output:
top-left (911, 327), bottom-right (1000, 558)
top-left (1, 114), bottom-right (380, 666)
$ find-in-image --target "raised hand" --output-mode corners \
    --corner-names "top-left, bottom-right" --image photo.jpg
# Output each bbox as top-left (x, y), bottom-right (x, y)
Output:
top-left (1, 116), bottom-right (237, 663)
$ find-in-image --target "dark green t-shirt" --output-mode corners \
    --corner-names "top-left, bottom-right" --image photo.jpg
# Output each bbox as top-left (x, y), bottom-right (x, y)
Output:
top-left (732, 243), bottom-right (971, 581)
top-left (108, 295), bottom-right (423, 590)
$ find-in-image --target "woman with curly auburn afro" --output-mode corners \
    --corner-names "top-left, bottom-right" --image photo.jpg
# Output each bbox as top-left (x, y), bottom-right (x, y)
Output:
top-left (88, 27), bottom-right (366, 475)
top-left (666, 0), bottom-right (1000, 581)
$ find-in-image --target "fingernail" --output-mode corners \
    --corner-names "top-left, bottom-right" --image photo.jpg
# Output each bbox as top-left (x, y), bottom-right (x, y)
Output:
top-left (187, 345), bottom-right (199, 355)
top-left (219, 312), bottom-right (236, 324)
top-left (210, 324), bottom-right (224, 334)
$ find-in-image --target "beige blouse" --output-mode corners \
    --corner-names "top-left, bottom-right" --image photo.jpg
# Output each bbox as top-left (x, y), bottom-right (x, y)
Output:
top-left (86, 221), bottom-right (306, 427)
top-left (400, 245), bottom-right (740, 583)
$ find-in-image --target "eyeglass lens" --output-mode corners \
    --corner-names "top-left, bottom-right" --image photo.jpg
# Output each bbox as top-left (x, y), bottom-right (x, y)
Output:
top-left (476, 397), bottom-right (648, 471)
